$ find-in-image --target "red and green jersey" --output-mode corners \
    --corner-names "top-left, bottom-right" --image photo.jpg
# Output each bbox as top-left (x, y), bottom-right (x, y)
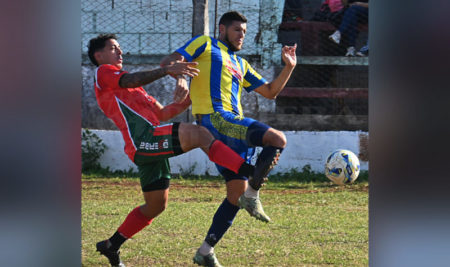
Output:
top-left (94, 64), bottom-right (161, 161)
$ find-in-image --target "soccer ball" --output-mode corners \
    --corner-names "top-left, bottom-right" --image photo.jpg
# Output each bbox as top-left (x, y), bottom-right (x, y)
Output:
top-left (324, 149), bottom-right (360, 185)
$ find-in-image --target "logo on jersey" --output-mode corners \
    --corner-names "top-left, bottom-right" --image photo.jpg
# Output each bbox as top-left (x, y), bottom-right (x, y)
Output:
top-left (225, 59), bottom-right (243, 81)
top-left (139, 139), bottom-right (169, 150)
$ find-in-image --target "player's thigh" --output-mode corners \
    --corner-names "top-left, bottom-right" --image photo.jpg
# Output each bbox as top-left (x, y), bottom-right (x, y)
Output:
top-left (199, 112), bottom-right (253, 150)
top-left (137, 159), bottom-right (171, 192)
top-left (177, 123), bottom-right (214, 152)
top-left (133, 123), bottom-right (183, 164)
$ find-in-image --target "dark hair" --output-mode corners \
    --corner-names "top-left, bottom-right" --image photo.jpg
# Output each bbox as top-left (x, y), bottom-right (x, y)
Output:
top-left (87, 34), bottom-right (117, 66)
top-left (218, 11), bottom-right (247, 26)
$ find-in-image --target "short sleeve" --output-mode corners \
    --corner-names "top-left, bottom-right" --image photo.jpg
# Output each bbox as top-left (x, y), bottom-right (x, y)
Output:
top-left (242, 60), bottom-right (268, 92)
top-left (95, 64), bottom-right (128, 90)
top-left (175, 35), bottom-right (209, 62)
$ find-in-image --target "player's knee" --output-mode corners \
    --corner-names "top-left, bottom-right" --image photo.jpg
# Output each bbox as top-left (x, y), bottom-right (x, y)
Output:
top-left (268, 129), bottom-right (287, 148)
top-left (226, 188), bottom-right (245, 205)
top-left (159, 202), bottom-right (168, 214)
top-left (141, 200), bottom-right (167, 218)
top-left (277, 131), bottom-right (287, 148)
top-left (197, 125), bottom-right (214, 144)
top-left (226, 194), bottom-right (240, 206)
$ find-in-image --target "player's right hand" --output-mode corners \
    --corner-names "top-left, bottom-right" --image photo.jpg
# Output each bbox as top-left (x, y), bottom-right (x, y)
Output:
top-left (166, 62), bottom-right (199, 78)
top-left (173, 76), bottom-right (190, 103)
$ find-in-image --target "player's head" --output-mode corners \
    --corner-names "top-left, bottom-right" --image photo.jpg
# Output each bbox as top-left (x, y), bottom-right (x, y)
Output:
top-left (218, 11), bottom-right (247, 52)
top-left (88, 34), bottom-right (123, 69)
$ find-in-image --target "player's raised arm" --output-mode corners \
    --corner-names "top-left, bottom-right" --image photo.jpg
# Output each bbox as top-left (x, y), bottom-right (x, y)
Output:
top-left (154, 95), bottom-right (192, 122)
top-left (254, 44), bottom-right (297, 99)
top-left (160, 52), bottom-right (186, 67)
top-left (119, 61), bottom-right (199, 88)
top-left (160, 52), bottom-right (194, 103)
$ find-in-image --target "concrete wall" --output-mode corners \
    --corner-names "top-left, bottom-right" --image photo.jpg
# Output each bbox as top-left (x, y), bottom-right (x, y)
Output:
top-left (87, 129), bottom-right (369, 174)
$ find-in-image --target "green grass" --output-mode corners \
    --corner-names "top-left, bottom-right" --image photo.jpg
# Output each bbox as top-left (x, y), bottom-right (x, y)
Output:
top-left (82, 174), bottom-right (368, 266)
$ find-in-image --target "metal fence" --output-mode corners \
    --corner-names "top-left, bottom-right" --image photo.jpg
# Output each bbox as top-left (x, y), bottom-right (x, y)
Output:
top-left (81, 0), bottom-right (194, 56)
top-left (81, 0), bottom-right (368, 131)
top-left (81, 0), bottom-right (267, 57)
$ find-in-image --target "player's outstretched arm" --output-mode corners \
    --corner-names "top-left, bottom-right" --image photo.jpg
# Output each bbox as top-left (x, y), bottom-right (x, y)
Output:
top-left (160, 52), bottom-right (186, 67)
top-left (254, 44), bottom-right (297, 99)
top-left (118, 62), bottom-right (198, 88)
top-left (154, 96), bottom-right (192, 122)
top-left (160, 52), bottom-right (194, 103)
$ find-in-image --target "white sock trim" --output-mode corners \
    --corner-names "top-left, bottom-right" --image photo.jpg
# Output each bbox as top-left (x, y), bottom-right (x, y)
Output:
top-left (244, 186), bottom-right (259, 198)
top-left (199, 241), bottom-right (213, 256)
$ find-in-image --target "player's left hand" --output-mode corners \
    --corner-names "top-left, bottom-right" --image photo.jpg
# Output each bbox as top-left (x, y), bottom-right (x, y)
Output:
top-left (173, 76), bottom-right (189, 103)
top-left (281, 44), bottom-right (297, 68)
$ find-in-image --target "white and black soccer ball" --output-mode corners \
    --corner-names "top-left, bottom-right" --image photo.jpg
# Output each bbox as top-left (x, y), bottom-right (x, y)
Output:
top-left (324, 149), bottom-right (360, 185)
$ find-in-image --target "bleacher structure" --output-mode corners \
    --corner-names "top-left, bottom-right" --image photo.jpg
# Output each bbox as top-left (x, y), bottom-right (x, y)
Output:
top-left (273, 1), bottom-right (368, 131)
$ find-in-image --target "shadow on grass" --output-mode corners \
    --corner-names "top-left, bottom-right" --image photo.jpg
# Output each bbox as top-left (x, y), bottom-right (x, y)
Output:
top-left (83, 166), bottom-right (368, 185)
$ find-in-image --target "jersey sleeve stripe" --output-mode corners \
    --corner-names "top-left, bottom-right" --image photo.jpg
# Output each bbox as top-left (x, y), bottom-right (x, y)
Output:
top-left (176, 48), bottom-right (194, 62)
top-left (175, 35), bottom-right (207, 62)
top-left (244, 71), bottom-right (267, 92)
top-left (191, 42), bottom-right (207, 60)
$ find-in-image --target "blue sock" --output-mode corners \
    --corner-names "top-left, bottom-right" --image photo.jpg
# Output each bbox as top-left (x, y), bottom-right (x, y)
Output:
top-left (204, 198), bottom-right (240, 247)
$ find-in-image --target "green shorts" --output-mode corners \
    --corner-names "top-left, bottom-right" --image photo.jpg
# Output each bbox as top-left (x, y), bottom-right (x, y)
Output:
top-left (133, 122), bottom-right (183, 192)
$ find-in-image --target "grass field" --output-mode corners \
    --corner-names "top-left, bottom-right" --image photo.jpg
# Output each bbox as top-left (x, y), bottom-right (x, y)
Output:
top-left (82, 173), bottom-right (368, 266)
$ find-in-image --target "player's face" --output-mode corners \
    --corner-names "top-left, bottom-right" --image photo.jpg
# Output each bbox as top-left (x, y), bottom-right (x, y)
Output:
top-left (224, 21), bottom-right (246, 51)
top-left (95, 39), bottom-right (123, 69)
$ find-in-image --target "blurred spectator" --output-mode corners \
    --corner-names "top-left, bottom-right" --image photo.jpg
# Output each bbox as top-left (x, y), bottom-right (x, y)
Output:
top-left (328, 1), bottom-right (368, 56)
top-left (310, 0), bottom-right (346, 27)
top-left (283, 0), bottom-right (303, 22)
top-left (356, 39), bottom-right (369, 56)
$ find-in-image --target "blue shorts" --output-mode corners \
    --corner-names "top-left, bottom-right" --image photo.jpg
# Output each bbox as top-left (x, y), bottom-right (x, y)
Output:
top-left (196, 111), bottom-right (270, 181)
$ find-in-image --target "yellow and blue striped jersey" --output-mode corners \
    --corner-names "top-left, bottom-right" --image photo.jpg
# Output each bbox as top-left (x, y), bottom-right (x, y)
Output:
top-left (176, 35), bottom-right (268, 116)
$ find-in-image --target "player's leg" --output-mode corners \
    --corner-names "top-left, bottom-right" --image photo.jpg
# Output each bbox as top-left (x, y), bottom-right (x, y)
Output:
top-left (247, 125), bottom-right (287, 191)
top-left (96, 188), bottom-right (168, 267)
top-left (193, 112), bottom-right (272, 222)
top-left (97, 131), bottom-right (173, 267)
top-left (177, 122), bottom-right (254, 177)
top-left (235, 123), bottom-right (287, 222)
top-left (194, 177), bottom-right (247, 267)
top-left (194, 113), bottom-right (256, 266)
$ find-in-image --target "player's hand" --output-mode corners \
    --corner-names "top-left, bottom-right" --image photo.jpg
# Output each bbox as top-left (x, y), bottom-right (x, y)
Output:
top-left (166, 62), bottom-right (199, 78)
top-left (281, 44), bottom-right (297, 68)
top-left (173, 76), bottom-right (189, 103)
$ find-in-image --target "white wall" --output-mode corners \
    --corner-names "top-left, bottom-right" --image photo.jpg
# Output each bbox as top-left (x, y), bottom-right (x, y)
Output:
top-left (88, 129), bottom-right (369, 175)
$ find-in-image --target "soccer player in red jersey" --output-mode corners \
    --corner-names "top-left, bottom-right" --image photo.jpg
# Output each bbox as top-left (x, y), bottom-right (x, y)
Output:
top-left (88, 34), bottom-right (257, 267)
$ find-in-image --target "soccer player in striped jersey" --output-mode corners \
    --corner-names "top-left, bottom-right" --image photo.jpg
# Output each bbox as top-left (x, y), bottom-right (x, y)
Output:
top-left (162, 11), bottom-right (297, 266)
top-left (88, 34), bottom-right (260, 267)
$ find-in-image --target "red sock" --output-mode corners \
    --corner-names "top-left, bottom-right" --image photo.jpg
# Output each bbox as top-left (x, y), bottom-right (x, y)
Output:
top-left (117, 206), bottom-right (153, 238)
top-left (208, 140), bottom-right (245, 174)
